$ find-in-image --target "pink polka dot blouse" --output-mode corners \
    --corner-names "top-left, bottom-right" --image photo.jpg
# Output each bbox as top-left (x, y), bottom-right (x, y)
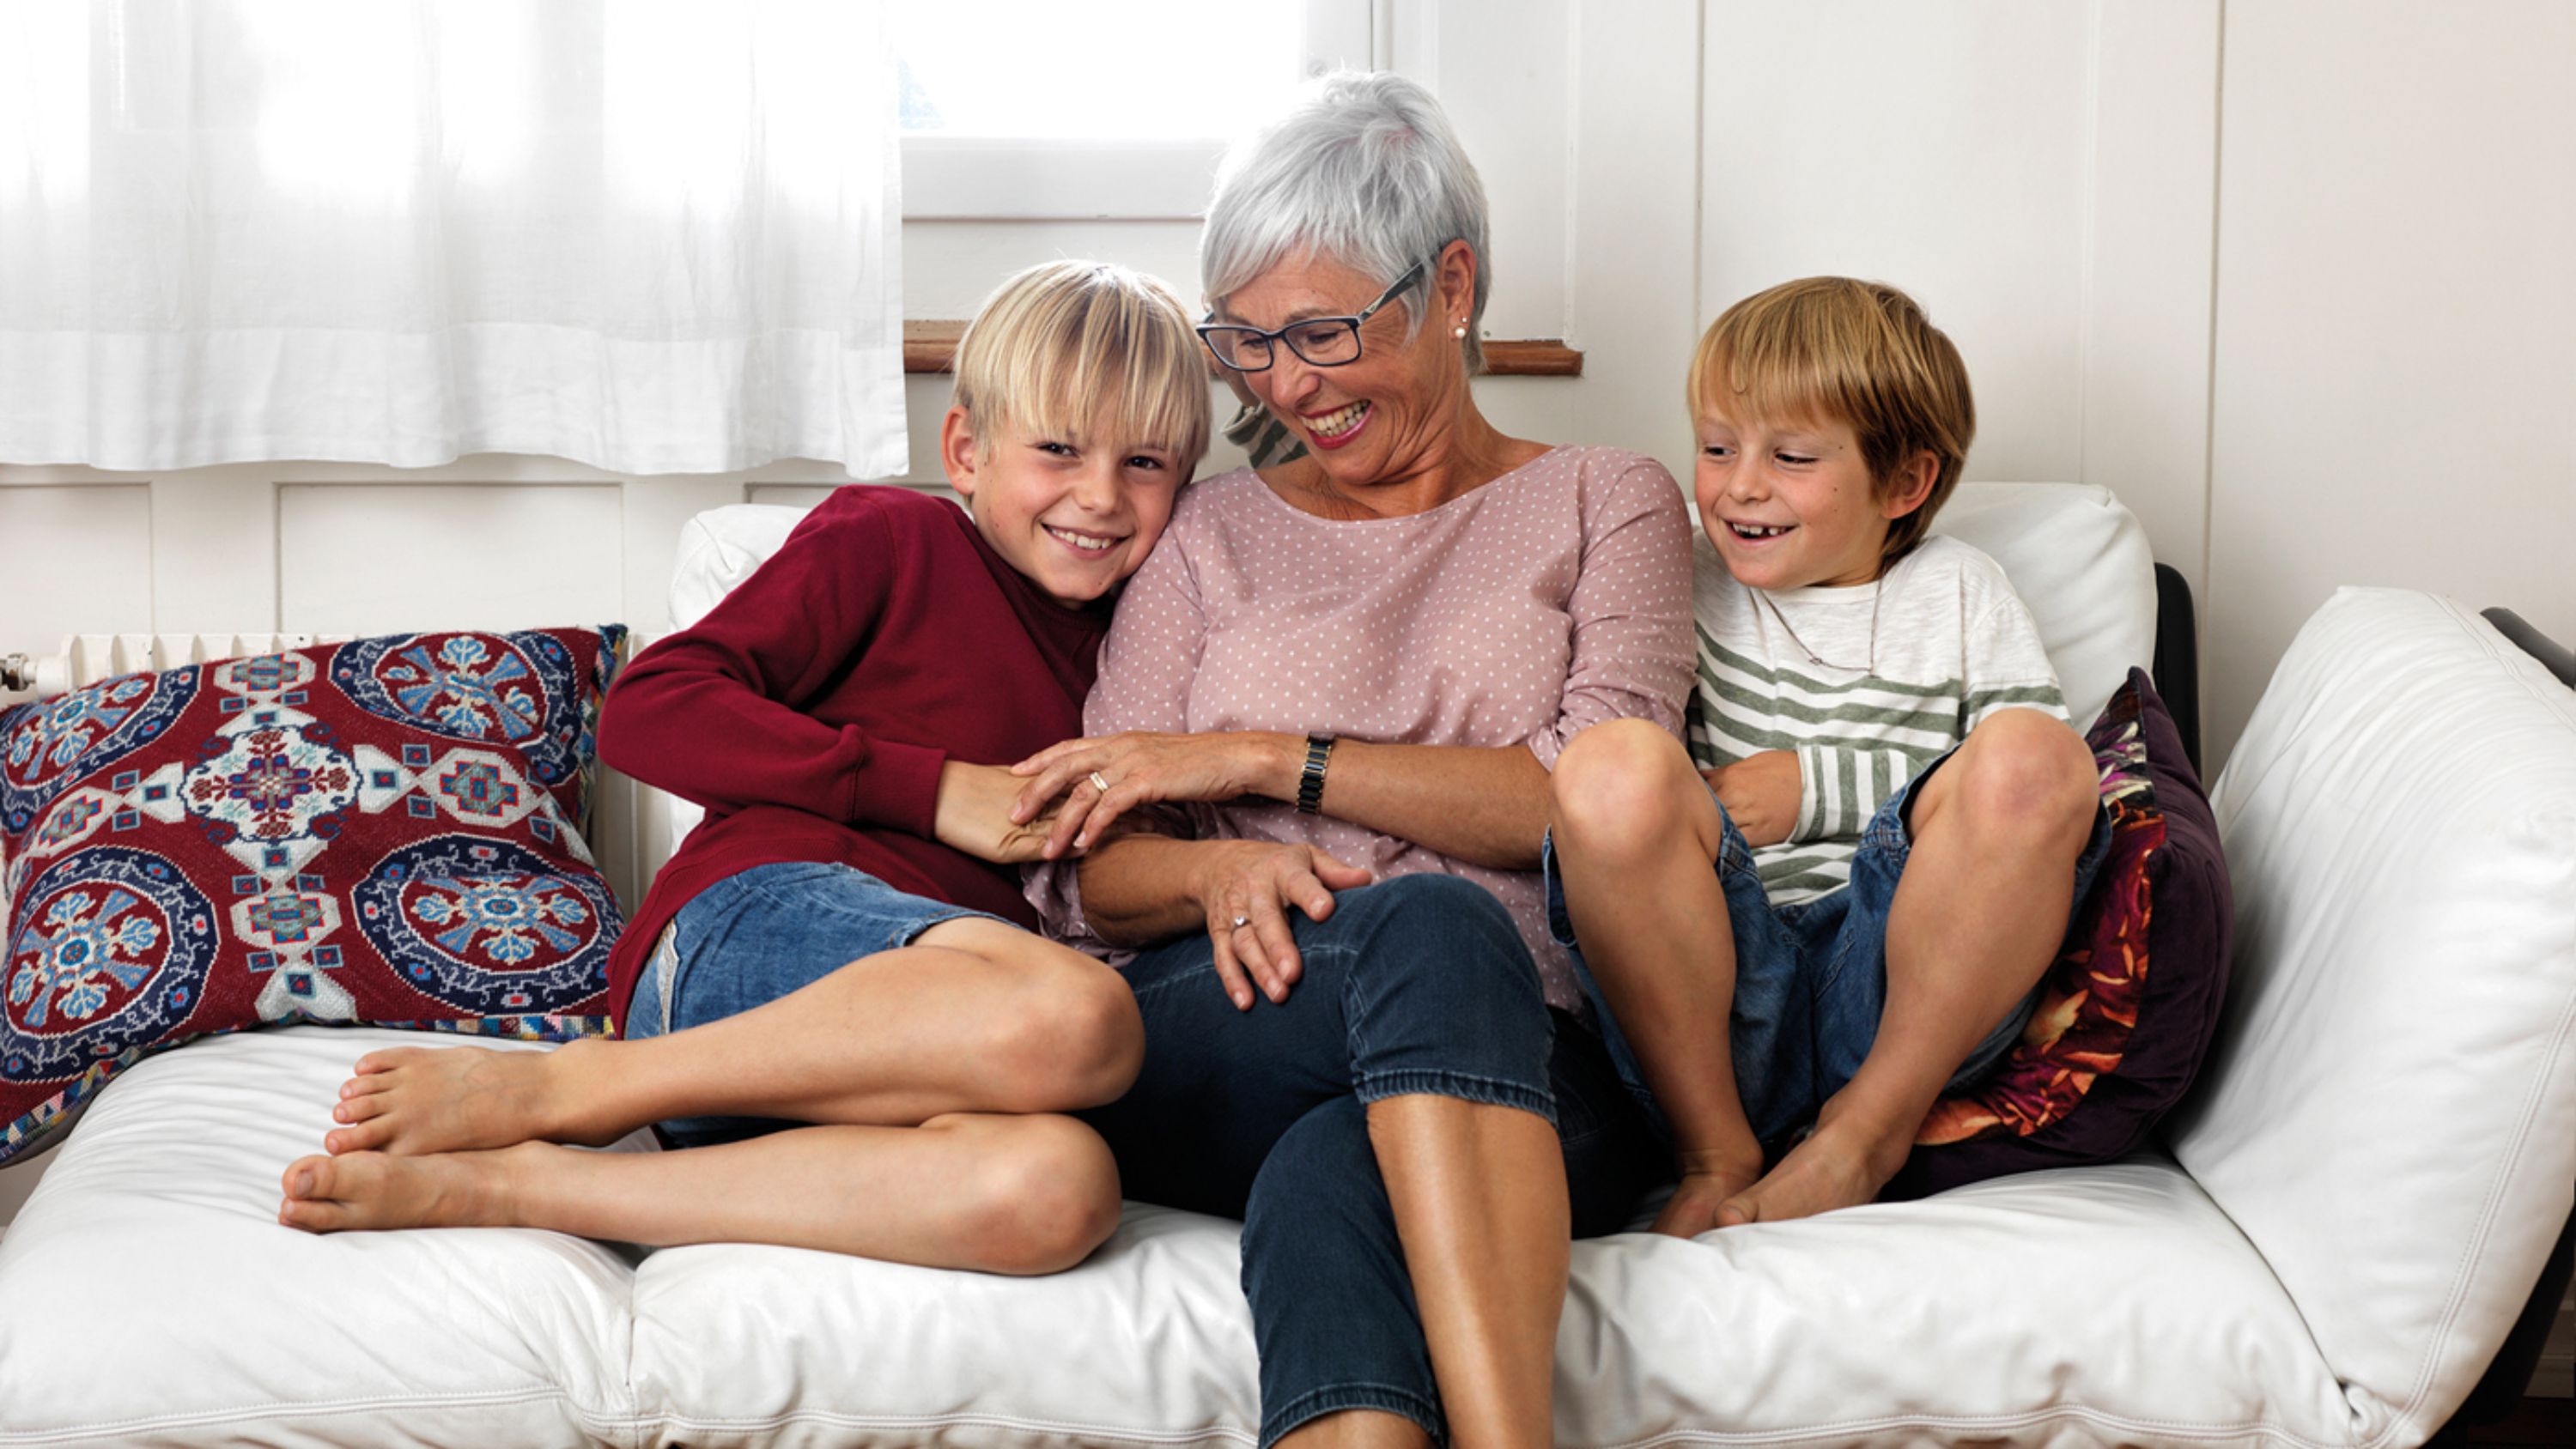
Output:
top-left (1028, 444), bottom-right (1696, 1009)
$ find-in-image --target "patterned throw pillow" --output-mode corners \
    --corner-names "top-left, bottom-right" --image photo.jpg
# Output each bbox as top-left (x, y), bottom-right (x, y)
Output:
top-left (1890, 667), bottom-right (2233, 1197)
top-left (0, 627), bottom-right (628, 1165)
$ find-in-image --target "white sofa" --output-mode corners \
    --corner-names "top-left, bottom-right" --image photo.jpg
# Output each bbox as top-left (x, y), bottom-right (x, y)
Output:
top-left (1, 485), bottom-right (2568, 1448)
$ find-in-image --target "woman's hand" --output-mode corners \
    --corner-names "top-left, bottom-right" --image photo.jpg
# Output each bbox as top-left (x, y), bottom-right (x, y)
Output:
top-left (1011, 731), bottom-right (1296, 860)
top-left (1703, 750), bottom-right (1801, 848)
top-left (932, 761), bottom-right (1060, 864)
top-left (1187, 840), bottom-right (1373, 1011)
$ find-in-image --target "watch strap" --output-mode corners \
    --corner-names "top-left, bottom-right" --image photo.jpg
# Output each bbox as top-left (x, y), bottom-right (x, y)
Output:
top-left (1296, 733), bottom-right (1337, 815)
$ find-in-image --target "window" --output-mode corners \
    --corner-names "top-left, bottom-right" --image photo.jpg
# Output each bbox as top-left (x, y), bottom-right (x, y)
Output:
top-left (893, 0), bottom-right (1376, 219)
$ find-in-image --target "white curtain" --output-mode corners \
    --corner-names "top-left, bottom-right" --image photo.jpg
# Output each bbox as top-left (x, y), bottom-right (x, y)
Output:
top-left (0, 0), bottom-right (907, 476)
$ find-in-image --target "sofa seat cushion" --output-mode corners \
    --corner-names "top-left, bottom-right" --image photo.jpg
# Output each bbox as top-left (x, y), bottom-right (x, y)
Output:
top-left (625, 1155), bottom-right (2348, 1449)
top-left (0, 1028), bottom-right (652, 1449)
top-left (2, 1028), bottom-right (2353, 1448)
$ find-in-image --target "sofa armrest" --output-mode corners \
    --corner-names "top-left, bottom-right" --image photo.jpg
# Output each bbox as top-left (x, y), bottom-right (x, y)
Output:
top-left (2169, 588), bottom-right (2576, 1442)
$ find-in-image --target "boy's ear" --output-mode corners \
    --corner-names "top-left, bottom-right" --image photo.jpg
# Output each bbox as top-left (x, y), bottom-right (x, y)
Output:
top-left (939, 406), bottom-right (981, 500)
top-left (1879, 449), bottom-right (1941, 520)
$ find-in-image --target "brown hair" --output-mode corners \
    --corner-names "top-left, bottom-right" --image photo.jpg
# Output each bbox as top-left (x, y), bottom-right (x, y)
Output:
top-left (1686, 277), bottom-right (1975, 566)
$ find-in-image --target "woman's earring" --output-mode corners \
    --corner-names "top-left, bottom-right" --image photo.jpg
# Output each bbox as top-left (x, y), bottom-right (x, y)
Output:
top-left (1453, 322), bottom-right (1468, 340)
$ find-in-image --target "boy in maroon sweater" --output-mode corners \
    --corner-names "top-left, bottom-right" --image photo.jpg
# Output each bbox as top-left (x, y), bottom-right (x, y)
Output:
top-left (276, 261), bottom-right (1210, 1275)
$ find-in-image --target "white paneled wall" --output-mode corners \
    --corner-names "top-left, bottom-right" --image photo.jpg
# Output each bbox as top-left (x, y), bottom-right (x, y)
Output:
top-left (1697, 1), bottom-right (2222, 600)
top-left (1702, 3), bottom-right (2097, 484)
top-left (2203, 0), bottom-right (2576, 755)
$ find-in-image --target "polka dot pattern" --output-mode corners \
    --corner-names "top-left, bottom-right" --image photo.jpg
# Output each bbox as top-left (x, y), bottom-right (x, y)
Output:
top-left (1030, 445), bottom-right (1695, 1009)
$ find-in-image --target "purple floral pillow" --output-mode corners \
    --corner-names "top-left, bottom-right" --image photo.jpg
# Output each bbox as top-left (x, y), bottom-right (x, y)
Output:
top-left (1890, 668), bottom-right (2233, 1197)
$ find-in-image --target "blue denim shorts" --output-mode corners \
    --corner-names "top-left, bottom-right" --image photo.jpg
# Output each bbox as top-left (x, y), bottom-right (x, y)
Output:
top-left (625, 860), bottom-right (1005, 1148)
top-left (1543, 744), bottom-right (2111, 1152)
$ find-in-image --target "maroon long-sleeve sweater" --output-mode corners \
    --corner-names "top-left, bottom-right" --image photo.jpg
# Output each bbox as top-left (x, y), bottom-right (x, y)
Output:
top-left (597, 484), bottom-right (1110, 1033)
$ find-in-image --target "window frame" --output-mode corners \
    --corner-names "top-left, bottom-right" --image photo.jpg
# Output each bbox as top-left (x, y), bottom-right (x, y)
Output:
top-left (896, 0), bottom-right (1379, 221)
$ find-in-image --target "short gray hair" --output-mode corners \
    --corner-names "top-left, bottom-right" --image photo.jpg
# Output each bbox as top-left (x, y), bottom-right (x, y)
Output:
top-left (1201, 70), bottom-right (1492, 373)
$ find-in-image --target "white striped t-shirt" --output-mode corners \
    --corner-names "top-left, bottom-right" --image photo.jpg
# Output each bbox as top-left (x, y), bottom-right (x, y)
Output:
top-left (1688, 532), bottom-right (2065, 905)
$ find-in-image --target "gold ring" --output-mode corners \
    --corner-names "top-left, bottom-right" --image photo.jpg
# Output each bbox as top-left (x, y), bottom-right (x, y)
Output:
top-left (1088, 770), bottom-right (1111, 793)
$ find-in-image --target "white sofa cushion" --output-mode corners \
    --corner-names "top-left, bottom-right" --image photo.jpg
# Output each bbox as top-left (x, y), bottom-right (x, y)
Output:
top-left (0, 1028), bottom-right (2352, 1448)
top-left (667, 503), bottom-right (812, 634)
top-left (1929, 482), bottom-right (2159, 732)
top-left (0, 1028), bottom-right (656, 1448)
top-left (2172, 588), bottom-right (2576, 1441)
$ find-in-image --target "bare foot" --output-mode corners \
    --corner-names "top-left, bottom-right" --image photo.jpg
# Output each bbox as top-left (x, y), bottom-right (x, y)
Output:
top-left (1649, 1161), bottom-right (1764, 1238)
top-left (276, 1146), bottom-right (536, 1233)
top-left (1716, 1118), bottom-right (1905, 1226)
top-left (325, 1041), bottom-right (623, 1155)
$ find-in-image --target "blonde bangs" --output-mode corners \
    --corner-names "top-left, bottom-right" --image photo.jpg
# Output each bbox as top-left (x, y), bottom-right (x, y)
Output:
top-left (953, 261), bottom-right (1212, 468)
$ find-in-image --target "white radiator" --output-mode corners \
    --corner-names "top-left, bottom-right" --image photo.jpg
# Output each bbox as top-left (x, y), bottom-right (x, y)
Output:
top-left (4, 633), bottom-right (352, 699)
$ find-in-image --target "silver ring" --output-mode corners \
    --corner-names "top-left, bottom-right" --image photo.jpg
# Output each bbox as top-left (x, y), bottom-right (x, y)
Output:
top-left (1088, 770), bottom-right (1111, 793)
top-left (1231, 914), bottom-right (1250, 929)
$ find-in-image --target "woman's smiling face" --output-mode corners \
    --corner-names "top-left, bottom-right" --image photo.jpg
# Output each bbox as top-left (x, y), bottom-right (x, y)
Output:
top-left (1216, 246), bottom-right (1473, 488)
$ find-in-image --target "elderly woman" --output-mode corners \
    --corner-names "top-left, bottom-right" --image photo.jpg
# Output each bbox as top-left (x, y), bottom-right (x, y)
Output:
top-left (1017, 74), bottom-right (1692, 1449)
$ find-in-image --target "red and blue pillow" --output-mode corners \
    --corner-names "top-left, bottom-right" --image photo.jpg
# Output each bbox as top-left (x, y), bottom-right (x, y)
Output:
top-left (1, 627), bottom-right (627, 1165)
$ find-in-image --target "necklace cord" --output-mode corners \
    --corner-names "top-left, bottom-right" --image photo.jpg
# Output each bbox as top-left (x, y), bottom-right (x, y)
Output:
top-left (1749, 578), bottom-right (1881, 675)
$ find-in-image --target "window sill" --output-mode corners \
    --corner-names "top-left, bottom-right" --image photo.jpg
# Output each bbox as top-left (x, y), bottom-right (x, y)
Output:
top-left (901, 321), bottom-right (1581, 377)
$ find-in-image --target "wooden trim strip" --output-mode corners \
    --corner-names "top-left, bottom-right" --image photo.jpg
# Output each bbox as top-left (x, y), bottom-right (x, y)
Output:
top-left (902, 320), bottom-right (1581, 378)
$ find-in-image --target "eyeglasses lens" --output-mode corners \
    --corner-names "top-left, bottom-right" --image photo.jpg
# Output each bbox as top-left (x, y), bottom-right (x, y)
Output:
top-left (1283, 321), bottom-right (1360, 366)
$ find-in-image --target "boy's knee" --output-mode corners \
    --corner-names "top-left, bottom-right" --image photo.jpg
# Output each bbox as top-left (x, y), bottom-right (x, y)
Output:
top-left (951, 1114), bottom-right (1123, 1276)
top-left (984, 947), bottom-right (1143, 1112)
top-left (1956, 712), bottom-right (2099, 846)
top-left (1552, 719), bottom-right (1697, 853)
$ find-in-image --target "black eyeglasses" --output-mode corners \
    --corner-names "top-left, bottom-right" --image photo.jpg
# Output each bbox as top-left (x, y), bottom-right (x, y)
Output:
top-left (1196, 261), bottom-right (1426, 373)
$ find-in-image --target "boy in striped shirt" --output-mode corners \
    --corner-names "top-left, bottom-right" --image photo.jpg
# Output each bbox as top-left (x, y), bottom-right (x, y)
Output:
top-left (1544, 277), bottom-right (2110, 1236)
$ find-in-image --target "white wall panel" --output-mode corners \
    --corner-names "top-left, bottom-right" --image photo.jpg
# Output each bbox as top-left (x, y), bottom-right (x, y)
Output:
top-left (2204, 0), bottom-right (2576, 761)
top-left (148, 476), bottom-right (278, 638)
top-left (1428, 0), bottom-right (1571, 343)
top-left (1560, 0), bottom-right (1704, 477)
top-left (745, 484), bottom-right (845, 512)
top-left (0, 482), bottom-right (152, 662)
top-left (2081, 1), bottom-right (2222, 602)
top-left (1699, 2), bottom-right (2093, 485)
top-left (276, 482), bottom-right (628, 637)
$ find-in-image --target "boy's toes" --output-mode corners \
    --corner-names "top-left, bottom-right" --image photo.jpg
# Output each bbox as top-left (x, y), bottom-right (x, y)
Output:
top-left (338, 1073), bottom-right (395, 1100)
top-left (1716, 1193), bottom-right (1759, 1228)
top-left (278, 1197), bottom-right (353, 1233)
top-left (350, 1048), bottom-right (422, 1077)
top-left (325, 1121), bottom-right (392, 1155)
top-left (331, 1094), bottom-right (390, 1125)
top-left (283, 1153), bottom-right (340, 1199)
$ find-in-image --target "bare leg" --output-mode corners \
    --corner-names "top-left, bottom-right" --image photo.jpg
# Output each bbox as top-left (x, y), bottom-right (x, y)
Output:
top-left (1276, 1410), bottom-right (1433, 1449)
top-left (279, 1110), bottom-right (1122, 1275)
top-left (1368, 1094), bottom-right (1568, 1449)
top-left (326, 919), bottom-right (1139, 1155)
top-left (1727, 710), bottom-right (2099, 1223)
top-left (1550, 719), bottom-right (1765, 1235)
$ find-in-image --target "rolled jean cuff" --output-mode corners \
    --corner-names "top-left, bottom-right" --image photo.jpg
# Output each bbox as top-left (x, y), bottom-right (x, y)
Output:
top-left (1350, 1065), bottom-right (1556, 1126)
top-left (1260, 1382), bottom-right (1446, 1449)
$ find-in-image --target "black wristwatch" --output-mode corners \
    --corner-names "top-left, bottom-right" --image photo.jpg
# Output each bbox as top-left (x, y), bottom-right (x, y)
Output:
top-left (1296, 733), bottom-right (1337, 815)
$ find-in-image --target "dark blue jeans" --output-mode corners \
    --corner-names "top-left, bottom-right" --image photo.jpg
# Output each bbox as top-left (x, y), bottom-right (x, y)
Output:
top-left (1080, 873), bottom-right (1667, 1448)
